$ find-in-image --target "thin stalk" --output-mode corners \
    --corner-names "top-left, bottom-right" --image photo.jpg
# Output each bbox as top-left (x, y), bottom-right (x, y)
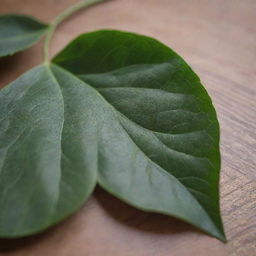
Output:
top-left (43, 0), bottom-right (106, 62)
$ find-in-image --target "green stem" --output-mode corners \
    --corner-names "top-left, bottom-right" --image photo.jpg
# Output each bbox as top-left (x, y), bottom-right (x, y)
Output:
top-left (43, 0), bottom-right (107, 63)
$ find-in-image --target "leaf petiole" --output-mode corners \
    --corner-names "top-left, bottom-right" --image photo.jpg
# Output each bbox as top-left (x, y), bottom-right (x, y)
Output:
top-left (43, 0), bottom-right (107, 63)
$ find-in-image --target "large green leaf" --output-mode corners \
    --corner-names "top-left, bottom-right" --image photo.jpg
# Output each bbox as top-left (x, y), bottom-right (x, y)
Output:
top-left (0, 30), bottom-right (225, 241)
top-left (53, 30), bottom-right (225, 241)
top-left (0, 14), bottom-right (48, 57)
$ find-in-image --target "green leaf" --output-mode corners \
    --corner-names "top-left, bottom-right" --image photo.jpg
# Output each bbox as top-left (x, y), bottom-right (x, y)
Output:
top-left (0, 14), bottom-right (48, 57)
top-left (0, 64), bottom-right (97, 237)
top-left (53, 30), bottom-right (225, 241)
top-left (0, 30), bottom-right (225, 241)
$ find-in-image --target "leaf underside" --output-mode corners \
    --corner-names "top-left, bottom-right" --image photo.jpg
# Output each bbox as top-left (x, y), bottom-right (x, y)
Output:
top-left (0, 14), bottom-right (48, 57)
top-left (0, 30), bottom-right (225, 241)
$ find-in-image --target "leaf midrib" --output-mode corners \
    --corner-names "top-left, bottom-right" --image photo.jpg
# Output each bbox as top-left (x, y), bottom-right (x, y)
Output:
top-left (44, 63), bottom-right (65, 220)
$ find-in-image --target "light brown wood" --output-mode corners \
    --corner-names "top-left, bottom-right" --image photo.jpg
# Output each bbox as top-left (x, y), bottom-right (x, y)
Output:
top-left (0, 0), bottom-right (255, 255)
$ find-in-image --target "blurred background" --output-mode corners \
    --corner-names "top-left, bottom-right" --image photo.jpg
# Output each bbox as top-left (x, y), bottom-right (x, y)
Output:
top-left (0, 1), bottom-right (255, 256)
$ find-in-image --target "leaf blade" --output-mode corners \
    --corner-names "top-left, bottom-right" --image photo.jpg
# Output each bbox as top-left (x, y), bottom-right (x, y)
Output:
top-left (53, 30), bottom-right (225, 241)
top-left (0, 64), bottom-right (97, 237)
top-left (0, 14), bottom-right (48, 57)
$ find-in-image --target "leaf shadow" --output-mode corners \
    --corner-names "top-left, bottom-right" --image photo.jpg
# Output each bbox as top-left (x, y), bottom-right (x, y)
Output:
top-left (0, 228), bottom-right (52, 253)
top-left (0, 53), bottom-right (26, 88)
top-left (0, 186), bottom-right (203, 253)
top-left (0, 43), bottom-right (42, 89)
top-left (94, 186), bottom-right (202, 236)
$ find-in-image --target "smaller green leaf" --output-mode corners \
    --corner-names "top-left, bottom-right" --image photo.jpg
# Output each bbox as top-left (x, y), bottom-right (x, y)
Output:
top-left (0, 14), bottom-right (48, 57)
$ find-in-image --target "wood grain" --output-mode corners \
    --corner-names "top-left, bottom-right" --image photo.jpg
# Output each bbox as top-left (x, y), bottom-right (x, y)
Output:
top-left (0, 0), bottom-right (255, 255)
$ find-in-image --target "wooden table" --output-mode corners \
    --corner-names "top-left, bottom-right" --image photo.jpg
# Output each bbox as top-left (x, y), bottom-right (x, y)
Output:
top-left (0, 0), bottom-right (255, 255)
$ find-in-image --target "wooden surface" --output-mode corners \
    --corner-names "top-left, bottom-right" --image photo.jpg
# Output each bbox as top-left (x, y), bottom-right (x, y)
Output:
top-left (0, 0), bottom-right (255, 255)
